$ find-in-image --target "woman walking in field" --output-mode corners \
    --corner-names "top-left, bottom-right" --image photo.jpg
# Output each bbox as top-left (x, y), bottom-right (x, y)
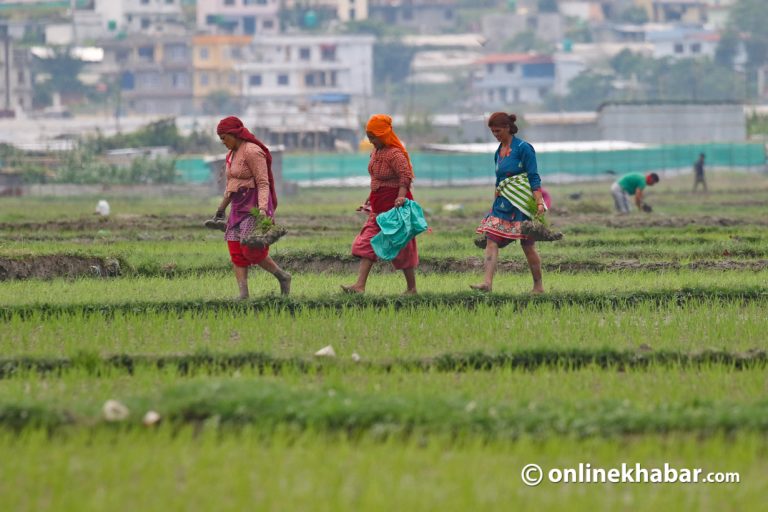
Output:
top-left (341, 114), bottom-right (419, 295)
top-left (210, 116), bottom-right (291, 299)
top-left (471, 112), bottom-right (546, 294)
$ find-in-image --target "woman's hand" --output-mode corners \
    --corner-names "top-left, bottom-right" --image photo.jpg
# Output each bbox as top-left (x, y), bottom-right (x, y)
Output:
top-left (394, 196), bottom-right (406, 208)
top-left (258, 208), bottom-right (268, 217)
top-left (536, 202), bottom-right (546, 215)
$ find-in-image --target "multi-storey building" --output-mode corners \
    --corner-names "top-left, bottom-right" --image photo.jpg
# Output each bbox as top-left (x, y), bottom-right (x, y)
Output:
top-left (102, 36), bottom-right (194, 114)
top-left (238, 34), bottom-right (374, 104)
top-left (192, 34), bottom-right (252, 105)
top-left (472, 53), bottom-right (555, 107)
top-left (196, 0), bottom-right (280, 36)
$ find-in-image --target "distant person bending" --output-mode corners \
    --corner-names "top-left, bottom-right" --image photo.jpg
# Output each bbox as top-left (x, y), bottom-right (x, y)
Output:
top-left (341, 114), bottom-right (418, 295)
top-left (213, 116), bottom-right (291, 299)
top-left (693, 153), bottom-right (707, 193)
top-left (471, 112), bottom-right (546, 294)
top-left (611, 172), bottom-right (659, 214)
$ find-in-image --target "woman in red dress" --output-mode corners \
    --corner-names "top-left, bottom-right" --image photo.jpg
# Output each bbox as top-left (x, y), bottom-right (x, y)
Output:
top-left (342, 114), bottom-right (418, 295)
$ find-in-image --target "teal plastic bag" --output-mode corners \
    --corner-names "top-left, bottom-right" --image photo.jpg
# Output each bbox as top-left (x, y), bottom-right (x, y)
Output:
top-left (371, 199), bottom-right (429, 261)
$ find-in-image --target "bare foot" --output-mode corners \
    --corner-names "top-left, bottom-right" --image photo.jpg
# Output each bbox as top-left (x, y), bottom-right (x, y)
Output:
top-left (340, 284), bottom-right (364, 294)
top-left (402, 289), bottom-right (418, 296)
top-left (530, 287), bottom-right (545, 294)
top-left (276, 272), bottom-right (291, 296)
top-left (469, 283), bottom-right (492, 293)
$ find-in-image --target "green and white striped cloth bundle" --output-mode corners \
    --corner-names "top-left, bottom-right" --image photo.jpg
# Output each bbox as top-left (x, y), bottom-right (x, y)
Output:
top-left (496, 173), bottom-right (546, 219)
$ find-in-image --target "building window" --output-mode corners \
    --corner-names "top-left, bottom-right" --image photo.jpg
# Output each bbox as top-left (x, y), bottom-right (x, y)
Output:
top-left (330, 71), bottom-right (337, 86)
top-left (444, 9), bottom-right (453, 20)
top-left (505, 63), bottom-right (516, 73)
top-left (350, 8), bottom-right (356, 20)
top-left (138, 46), bottom-right (155, 62)
top-left (200, 73), bottom-right (208, 86)
top-left (299, 47), bottom-right (310, 60)
top-left (116, 50), bottom-right (129, 63)
top-left (691, 43), bottom-right (701, 54)
top-left (263, 19), bottom-right (274, 29)
top-left (165, 44), bottom-right (187, 62)
top-left (17, 70), bottom-right (24, 85)
top-left (674, 43), bottom-right (684, 54)
top-left (486, 64), bottom-right (494, 73)
top-left (243, 16), bottom-right (256, 35)
top-left (141, 0), bottom-right (149, 4)
top-left (403, 7), bottom-right (413, 20)
top-left (200, 47), bottom-right (209, 60)
top-left (224, 0), bottom-right (235, 5)
top-left (499, 88), bottom-right (507, 102)
top-left (278, 74), bottom-right (289, 85)
top-left (249, 74), bottom-right (262, 86)
top-left (165, 0), bottom-right (174, 4)
top-left (538, 87), bottom-right (549, 97)
top-left (230, 47), bottom-right (242, 59)
top-left (229, 73), bottom-right (238, 85)
top-left (121, 72), bottom-right (134, 90)
top-left (172, 73), bottom-right (188, 89)
top-left (141, 18), bottom-right (150, 30)
top-left (321, 45), bottom-right (336, 62)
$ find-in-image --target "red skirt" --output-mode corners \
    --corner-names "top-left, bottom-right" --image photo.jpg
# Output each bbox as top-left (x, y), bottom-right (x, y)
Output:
top-left (351, 187), bottom-right (418, 269)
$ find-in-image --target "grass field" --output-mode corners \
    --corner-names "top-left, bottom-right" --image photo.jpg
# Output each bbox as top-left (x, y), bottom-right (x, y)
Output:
top-left (1, 171), bottom-right (767, 510)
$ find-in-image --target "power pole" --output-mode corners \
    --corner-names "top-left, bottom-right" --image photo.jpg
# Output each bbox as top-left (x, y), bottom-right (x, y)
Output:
top-left (71, 0), bottom-right (78, 44)
top-left (2, 27), bottom-right (10, 112)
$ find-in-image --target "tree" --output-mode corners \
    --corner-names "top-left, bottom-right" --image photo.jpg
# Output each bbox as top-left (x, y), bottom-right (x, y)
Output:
top-left (723, 0), bottom-right (768, 72)
top-left (32, 47), bottom-right (89, 106)
top-left (373, 43), bottom-right (417, 90)
top-left (202, 90), bottom-right (241, 116)
top-left (619, 6), bottom-right (649, 24)
top-left (547, 71), bottom-right (615, 111)
top-left (502, 31), bottom-right (555, 54)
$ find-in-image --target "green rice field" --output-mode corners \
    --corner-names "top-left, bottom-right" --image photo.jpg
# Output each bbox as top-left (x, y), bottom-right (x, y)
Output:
top-left (1, 171), bottom-right (767, 510)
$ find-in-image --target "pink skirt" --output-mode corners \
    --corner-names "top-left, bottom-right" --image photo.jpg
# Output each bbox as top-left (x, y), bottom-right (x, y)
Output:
top-left (351, 215), bottom-right (419, 270)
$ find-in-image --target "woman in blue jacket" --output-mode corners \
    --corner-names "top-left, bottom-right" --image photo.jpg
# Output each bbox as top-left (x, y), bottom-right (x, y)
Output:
top-left (471, 112), bottom-right (546, 293)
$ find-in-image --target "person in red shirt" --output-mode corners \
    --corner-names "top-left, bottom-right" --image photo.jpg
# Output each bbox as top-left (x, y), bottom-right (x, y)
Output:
top-left (342, 114), bottom-right (418, 295)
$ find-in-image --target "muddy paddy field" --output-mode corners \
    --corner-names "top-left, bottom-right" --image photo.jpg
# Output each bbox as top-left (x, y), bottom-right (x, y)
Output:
top-left (1, 172), bottom-right (767, 510)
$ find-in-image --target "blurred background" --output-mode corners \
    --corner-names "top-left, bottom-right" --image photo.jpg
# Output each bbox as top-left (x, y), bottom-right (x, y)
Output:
top-left (0, 0), bottom-right (767, 196)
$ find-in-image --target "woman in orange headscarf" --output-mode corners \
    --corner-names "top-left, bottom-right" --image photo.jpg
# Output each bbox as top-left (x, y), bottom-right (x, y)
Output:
top-left (212, 116), bottom-right (291, 299)
top-left (341, 114), bottom-right (418, 295)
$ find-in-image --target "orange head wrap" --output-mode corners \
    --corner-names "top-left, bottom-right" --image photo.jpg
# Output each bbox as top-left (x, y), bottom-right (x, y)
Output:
top-left (366, 114), bottom-right (413, 175)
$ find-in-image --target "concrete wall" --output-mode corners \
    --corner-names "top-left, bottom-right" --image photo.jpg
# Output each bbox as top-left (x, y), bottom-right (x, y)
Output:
top-left (524, 122), bottom-right (601, 142)
top-left (598, 103), bottom-right (746, 143)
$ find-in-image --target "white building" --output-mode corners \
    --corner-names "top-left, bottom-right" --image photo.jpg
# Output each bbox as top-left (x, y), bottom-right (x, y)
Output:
top-left (238, 35), bottom-right (375, 103)
top-left (197, 0), bottom-right (280, 36)
top-left (472, 54), bottom-right (556, 107)
top-left (46, 0), bottom-right (186, 43)
top-left (120, 0), bottom-right (186, 35)
top-left (647, 27), bottom-right (719, 60)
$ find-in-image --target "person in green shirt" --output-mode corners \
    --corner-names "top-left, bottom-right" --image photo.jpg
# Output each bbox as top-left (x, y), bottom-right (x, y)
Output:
top-left (611, 172), bottom-right (659, 214)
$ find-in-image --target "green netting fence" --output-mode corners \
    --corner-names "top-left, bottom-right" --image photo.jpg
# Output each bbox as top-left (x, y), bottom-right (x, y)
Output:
top-left (175, 143), bottom-right (766, 185)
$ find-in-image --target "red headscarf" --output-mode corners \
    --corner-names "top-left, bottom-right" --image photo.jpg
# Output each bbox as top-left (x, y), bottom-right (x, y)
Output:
top-left (217, 116), bottom-right (277, 211)
top-left (366, 114), bottom-right (414, 177)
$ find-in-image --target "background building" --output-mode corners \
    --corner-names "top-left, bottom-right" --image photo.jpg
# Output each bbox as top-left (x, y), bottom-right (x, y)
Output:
top-left (472, 53), bottom-right (555, 108)
top-left (196, 0), bottom-right (280, 36)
